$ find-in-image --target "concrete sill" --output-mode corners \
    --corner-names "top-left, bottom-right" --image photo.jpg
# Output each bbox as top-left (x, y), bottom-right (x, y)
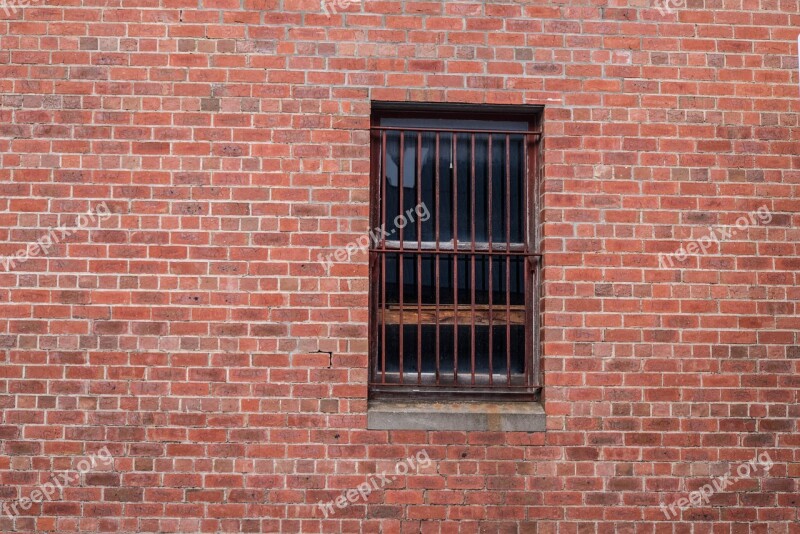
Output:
top-left (367, 399), bottom-right (545, 432)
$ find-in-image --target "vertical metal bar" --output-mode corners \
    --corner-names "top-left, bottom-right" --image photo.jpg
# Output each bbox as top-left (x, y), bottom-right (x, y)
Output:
top-left (452, 133), bottom-right (458, 384)
top-left (398, 131), bottom-right (404, 384)
top-left (522, 132), bottom-right (529, 386)
top-left (527, 131), bottom-right (538, 388)
top-left (523, 264), bottom-right (528, 384)
top-left (416, 132), bottom-right (422, 385)
top-left (470, 133), bottom-right (476, 385)
top-left (487, 134), bottom-right (493, 386)
top-left (380, 131), bottom-right (387, 384)
top-left (435, 133), bottom-right (440, 385)
top-left (369, 123), bottom-right (378, 389)
top-left (505, 134), bottom-right (511, 386)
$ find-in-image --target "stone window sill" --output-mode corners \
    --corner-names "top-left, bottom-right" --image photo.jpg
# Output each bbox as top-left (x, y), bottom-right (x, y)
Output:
top-left (367, 399), bottom-right (545, 432)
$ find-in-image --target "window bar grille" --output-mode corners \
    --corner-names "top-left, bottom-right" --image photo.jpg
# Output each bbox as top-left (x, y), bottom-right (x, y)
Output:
top-left (370, 124), bottom-right (541, 396)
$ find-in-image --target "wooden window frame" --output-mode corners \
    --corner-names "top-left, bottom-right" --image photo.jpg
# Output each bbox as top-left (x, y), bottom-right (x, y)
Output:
top-left (368, 102), bottom-right (543, 401)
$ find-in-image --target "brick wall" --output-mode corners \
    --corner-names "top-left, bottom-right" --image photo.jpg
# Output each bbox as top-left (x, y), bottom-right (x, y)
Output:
top-left (0, 0), bottom-right (799, 532)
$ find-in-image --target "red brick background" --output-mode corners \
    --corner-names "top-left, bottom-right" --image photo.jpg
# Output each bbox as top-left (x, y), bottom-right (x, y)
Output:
top-left (0, 0), bottom-right (799, 532)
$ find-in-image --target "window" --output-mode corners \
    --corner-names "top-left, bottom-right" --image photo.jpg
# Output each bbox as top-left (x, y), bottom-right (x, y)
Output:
top-left (369, 103), bottom-right (542, 401)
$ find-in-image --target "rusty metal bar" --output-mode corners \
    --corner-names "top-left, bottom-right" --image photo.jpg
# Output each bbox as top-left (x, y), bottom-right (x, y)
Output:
top-left (435, 133), bottom-right (440, 385)
top-left (372, 249), bottom-right (536, 258)
top-left (372, 248), bottom-right (541, 258)
top-left (470, 133), bottom-right (476, 385)
top-left (372, 252), bottom-right (541, 258)
top-left (379, 241), bottom-right (533, 253)
top-left (452, 132), bottom-right (458, 384)
top-left (373, 126), bottom-right (541, 135)
top-left (529, 133), bottom-right (538, 387)
top-left (416, 132), bottom-right (422, 385)
top-left (522, 132), bottom-right (529, 383)
top-left (505, 134), bottom-right (511, 387)
top-left (487, 134), bottom-right (493, 386)
top-left (380, 131), bottom-right (387, 384)
top-left (369, 382), bottom-right (533, 389)
top-left (398, 131), bottom-right (404, 384)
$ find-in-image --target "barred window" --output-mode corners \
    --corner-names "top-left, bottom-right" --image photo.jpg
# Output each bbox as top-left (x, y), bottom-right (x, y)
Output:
top-left (369, 104), bottom-right (542, 400)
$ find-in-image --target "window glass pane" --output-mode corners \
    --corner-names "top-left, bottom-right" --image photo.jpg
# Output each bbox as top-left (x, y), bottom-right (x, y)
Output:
top-left (383, 129), bottom-right (524, 246)
top-left (510, 135), bottom-right (525, 243)
top-left (383, 254), bottom-right (524, 307)
top-left (420, 132), bottom-right (437, 242)
top-left (378, 324), bottom-right (525, 383)
top-left (437, 133), bottom-right (453, 243)
top-left (384, 131), bottom-right (401, 234)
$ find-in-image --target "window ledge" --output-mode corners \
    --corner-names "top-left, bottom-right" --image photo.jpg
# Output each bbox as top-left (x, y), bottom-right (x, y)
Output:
top-left (367, 399), bottom-right (545, 432)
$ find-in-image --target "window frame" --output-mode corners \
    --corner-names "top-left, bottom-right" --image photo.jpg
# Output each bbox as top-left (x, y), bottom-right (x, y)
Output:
top-left (368, 102), bottom-right (543, 402)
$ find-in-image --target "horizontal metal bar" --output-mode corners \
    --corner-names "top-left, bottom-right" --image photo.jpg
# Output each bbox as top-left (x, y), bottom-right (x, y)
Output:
top-left (372, 248), bottom-right (541, 257)
top-left (371, 126), bottom-right (541, 135)
top-left (381, 240), bottom-right (527, 252)
top-left (369, 388), bottom-right (539, 402)
top-left (369, 382), bottom-right (534, 389)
